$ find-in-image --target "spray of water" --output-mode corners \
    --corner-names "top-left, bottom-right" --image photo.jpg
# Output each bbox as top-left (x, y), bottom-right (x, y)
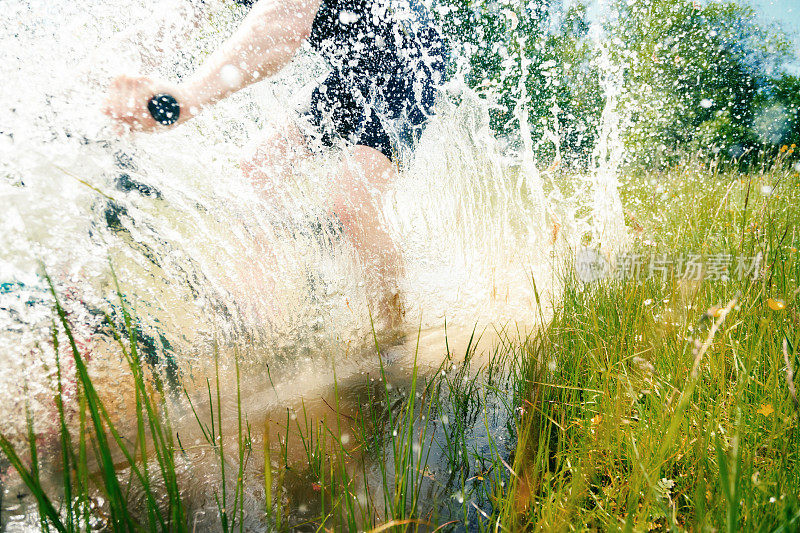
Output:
top-left (0, 0), bottom-right (629, 442)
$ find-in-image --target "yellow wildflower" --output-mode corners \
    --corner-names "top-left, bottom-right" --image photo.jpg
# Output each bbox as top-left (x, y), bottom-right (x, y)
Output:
top-left (756, 403), bottom-right (774, 417)
top-left (767, 298), bottom-right (785, 311)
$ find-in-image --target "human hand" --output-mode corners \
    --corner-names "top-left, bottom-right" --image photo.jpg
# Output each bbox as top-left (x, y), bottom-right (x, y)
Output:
top-left (102, 75), bottom-right (193, 134)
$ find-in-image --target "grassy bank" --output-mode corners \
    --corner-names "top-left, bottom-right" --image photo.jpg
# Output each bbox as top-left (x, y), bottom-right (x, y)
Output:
top-left (510, 158), bottom-right (800, 530)
top-left (2, 158), bottom-right (799, 531)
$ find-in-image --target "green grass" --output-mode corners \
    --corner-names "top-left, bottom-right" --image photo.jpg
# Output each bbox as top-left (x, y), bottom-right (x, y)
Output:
top-left (2, 157), bottom-right (800, 531)
top-left (509, 157), bottom-right (800, 531)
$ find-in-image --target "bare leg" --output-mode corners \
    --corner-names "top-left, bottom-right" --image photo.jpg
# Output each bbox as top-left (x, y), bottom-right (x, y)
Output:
top-left (240, 122), bottom-right (312, 198)
top-left (242, 132), bottom-right (404, 328)
top-left (235, 123), bottom-right (312, 322)
top-left (331, 145), bottom-right (405, 328)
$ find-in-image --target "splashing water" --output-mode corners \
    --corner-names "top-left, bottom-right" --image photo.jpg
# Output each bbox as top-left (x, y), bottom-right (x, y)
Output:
top-left (0, 0), bottom-right (628, 443)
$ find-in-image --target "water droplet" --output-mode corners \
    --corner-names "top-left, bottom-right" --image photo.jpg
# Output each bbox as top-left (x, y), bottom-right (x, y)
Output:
top-left (338, 10), bottom-right (358, 24)
top-left (220, 64), bottom-right (242, 89)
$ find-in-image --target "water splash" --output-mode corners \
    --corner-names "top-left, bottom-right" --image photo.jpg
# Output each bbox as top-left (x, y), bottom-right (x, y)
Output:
top-left (0, 0), bottom-right (629, 442)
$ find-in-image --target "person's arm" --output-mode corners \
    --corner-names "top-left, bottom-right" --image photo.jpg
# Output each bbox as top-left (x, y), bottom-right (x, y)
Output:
top-left (103, 0), bottom-right (321, 133)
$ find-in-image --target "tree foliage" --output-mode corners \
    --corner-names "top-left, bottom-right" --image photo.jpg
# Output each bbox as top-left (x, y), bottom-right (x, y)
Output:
top-left (613, 0), bottom-right (793, 166)
top-left (433, 0), bottom-right (604, 165)
top-left (433, 0), bottom-right (798, 168)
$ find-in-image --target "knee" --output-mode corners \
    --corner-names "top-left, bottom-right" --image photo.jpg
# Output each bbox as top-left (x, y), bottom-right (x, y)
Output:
top-left (331, 180), bottom-right (379, 237)
top-left (330, 192), bottom-right (356, 230)
top-left (240, 131), bottom-right (294, 190)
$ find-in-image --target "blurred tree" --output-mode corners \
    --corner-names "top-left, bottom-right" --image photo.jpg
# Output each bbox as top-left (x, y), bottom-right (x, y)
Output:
top-left (613, 0), bottom-right (791, 166)
top-left (434, 0), bottom-right (796, 168)
top-left (755, 73), bottom-right (800, 153)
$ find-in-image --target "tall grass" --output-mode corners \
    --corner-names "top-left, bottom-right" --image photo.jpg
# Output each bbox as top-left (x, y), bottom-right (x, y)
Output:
top-left (510, 159), bottom-right (800, 530)
top-left (2, 159), bottom-right (799, 531)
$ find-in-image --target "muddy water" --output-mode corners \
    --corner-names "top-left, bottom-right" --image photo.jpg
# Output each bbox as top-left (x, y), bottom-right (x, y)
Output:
top-left (176, 325), bottom-right (523, 530)
top-left (1, 324), bottom-right (526, 531)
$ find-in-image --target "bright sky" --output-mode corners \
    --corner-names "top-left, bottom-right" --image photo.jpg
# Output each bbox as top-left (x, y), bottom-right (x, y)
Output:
top-left (742, 0), bottom-right (800, 73)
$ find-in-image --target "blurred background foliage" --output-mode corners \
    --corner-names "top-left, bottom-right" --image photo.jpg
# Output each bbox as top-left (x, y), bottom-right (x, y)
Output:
top-left (432, 0), bottom-right (800, 169)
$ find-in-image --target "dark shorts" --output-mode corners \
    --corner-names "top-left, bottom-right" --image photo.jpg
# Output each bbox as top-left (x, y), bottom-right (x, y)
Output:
top-left (232, 0), bottom-right (447, 163)
top-left (302, 26), bottom-right (447, 164)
